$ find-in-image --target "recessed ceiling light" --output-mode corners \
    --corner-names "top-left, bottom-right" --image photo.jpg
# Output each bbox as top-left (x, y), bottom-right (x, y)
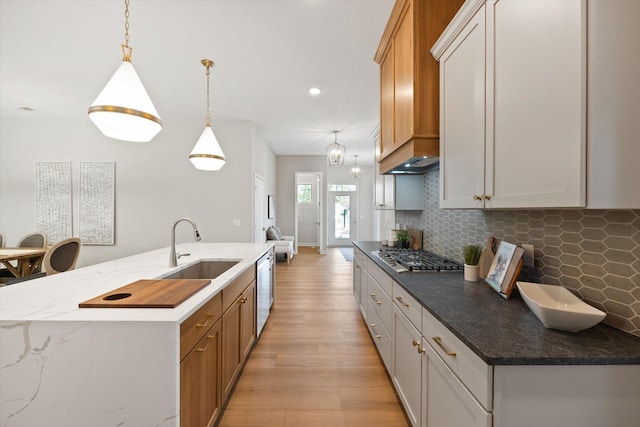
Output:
top-left (308, 87), bottom-right (322, 96)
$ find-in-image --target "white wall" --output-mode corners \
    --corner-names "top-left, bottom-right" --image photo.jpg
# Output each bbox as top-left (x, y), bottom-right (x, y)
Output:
top-left (0, 118), bottom-right (276, 267)
top-left (276, 155), bottom-right (375, 253)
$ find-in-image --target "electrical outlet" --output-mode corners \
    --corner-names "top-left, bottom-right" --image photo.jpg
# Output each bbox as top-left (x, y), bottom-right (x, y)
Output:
top-left (233, 219), bottom-right (241, 226)
top-left (522, 244), bottom-right (535, 267)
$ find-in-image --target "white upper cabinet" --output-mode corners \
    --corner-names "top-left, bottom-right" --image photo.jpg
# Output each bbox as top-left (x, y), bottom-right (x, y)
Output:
top-left (586, 0), bottom-right (640, 208)
top-left (433, 0), bottom-right (640, 209)
top-left (433, 0), bottom-right (586, 209)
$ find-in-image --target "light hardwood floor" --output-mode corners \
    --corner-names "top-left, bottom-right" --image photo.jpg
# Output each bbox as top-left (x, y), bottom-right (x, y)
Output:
top-left (217, 246), bottom-right (409, 427)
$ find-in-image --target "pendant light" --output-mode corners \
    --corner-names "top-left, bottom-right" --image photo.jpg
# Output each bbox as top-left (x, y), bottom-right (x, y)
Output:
top-left (327, 130), bottom-right (345, 166)
top-left (88, 0), bottom-right (162, 142)
top-left (189, 59), bottom-right (226, 171)
top-left (351, 155), bottom-right (361, 180)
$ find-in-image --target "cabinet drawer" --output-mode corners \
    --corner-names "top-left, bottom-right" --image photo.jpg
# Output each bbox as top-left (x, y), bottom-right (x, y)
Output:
top-left (222, 267), bottom-right (256, 313)
top-left (366, 258), bottom-right (393, 297)
top-left (426, 343), bottom-right (492, 427)
top-left (392, 281), bottom-right (421, 330)
top-left (367, 277), bottom-right (393, 335)
top-left (180, 293), bottom-right (222, 360)
top-left (366, 299), bottom-right (393, 374)
top-left (422, 308), bottom-right (493, 410)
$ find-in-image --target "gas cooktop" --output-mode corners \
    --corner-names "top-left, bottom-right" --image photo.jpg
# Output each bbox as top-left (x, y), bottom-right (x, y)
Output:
top-left (372, 248), bottom-right (463, 273)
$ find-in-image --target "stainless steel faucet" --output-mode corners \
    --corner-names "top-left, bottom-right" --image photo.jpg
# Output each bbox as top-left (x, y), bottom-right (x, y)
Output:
top-left (170, 218), bottom-right (202, 267)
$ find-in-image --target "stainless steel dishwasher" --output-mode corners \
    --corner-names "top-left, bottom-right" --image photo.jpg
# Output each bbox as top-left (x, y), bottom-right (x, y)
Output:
top-left (256, 251), bottom-right (274, 337)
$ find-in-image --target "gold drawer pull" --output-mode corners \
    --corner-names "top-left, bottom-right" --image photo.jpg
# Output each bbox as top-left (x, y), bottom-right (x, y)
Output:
top-left (239, 297), bottom-right (248, 304)
top-left (196, 314), bottom-right (213, 328)
top-left (412, 340), bottom-right (420, 347)
top-left (370, 293), bottom-right (382, 305)
top-left (196, 343), bottom-right (209, 353)
top-left (418, 347), bottom-right (426, 354)
top-left (432, 336), bottom-right (456, 357)
top-left (473, 194), bottom-right (483, 201)
top-left (369, 323), bottom-right (381, 339)
top-left (396, 296), bottom-right (410, 307)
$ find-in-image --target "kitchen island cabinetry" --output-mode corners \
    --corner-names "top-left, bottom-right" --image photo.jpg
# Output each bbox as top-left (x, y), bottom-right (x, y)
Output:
top-left (221, 269), bottom-right (257, 401)
top-left (374, 0), bottom-right (464, 174)
top-left (433, 0), bottom-right (585, 209)
top-left (353, 241), bottom-right (640, 427)
top-left (0, 243), bottom-right (271, 426)
top-left (180, 318), bottom-right (221, 427)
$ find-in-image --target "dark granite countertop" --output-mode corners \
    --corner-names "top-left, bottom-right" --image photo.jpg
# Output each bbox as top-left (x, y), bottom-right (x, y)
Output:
top-left (354, 241), bottom-right (640, 366)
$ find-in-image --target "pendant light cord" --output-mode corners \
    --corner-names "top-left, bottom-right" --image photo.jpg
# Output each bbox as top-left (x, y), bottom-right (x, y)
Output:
top-left (206, 64), bottom-right (211, 127)
top-left (122, 0), bottom-right (133, 61)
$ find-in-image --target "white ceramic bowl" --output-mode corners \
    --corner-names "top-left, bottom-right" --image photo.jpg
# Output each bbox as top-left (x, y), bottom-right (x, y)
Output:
top-left (516, 282), bottom-right (606, 332)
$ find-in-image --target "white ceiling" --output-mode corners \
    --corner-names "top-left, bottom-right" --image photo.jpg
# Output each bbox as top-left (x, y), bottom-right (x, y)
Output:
top-left (0, 0), bottom-right (394, 165)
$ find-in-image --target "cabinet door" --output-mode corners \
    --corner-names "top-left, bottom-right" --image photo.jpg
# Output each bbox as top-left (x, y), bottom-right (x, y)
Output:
top-left (439, 4), bottom-right (486, 209)
top-left (375, 171), bottom-right (395, 210)
top-left (587, 0), bottom-right (640, 208)
top-left (425, 344), bottom-right (491, 427)
top-left (180, 320), bottom-right (221, 427)
top-left (240, 280), bottom-right (256, 362)
top-left (222, 299), bottom-right (241, 400)
top-left (380, 46), bottom-right (395, 159)
top-left (353, 255), bottom-right (362, 303)
top-left (486, 0), bottom-right (585, 208)
top-left (394, 1), bottom-right (414, 147)
top-left (392, 306), bottom-right (423, 427)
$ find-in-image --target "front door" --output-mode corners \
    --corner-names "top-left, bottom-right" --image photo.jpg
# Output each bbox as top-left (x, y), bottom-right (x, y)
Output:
top-left (328, 187), bottom-right (357, 247)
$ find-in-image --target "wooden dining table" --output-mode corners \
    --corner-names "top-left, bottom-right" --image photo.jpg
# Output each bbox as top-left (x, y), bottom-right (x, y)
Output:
top-left (0, 247), bottom-right (48, 278)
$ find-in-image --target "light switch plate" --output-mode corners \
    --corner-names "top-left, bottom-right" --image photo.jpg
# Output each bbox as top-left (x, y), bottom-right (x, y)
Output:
top-left (522, 244), bottom-right (535, 267)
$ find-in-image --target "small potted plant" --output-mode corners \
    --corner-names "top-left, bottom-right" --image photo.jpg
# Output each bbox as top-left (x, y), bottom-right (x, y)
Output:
top-left (396, 230), bottom-right (412, 249)
top-left (462, 244), bottom-right (483, 282)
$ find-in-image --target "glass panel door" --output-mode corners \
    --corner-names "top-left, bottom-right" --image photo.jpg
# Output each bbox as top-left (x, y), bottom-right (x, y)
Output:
top-left (328, 190), bottom-right (357, 246)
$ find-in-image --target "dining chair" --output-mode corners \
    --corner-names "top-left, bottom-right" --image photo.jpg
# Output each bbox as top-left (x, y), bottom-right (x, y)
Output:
top-left (17, 232), bottom-right (47, 248)
top-left (0, 232), bottom-right (5, 247)
top-left (43, 237), bottom-right (81, 275)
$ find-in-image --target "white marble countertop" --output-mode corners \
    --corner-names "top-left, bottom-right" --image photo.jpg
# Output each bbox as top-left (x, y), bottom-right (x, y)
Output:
top-left (0, 242), bottom-right (272, 324)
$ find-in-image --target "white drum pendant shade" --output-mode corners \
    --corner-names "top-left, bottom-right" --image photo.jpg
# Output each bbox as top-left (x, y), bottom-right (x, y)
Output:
top-left (88, 61), bottom-right (162, 142)
top-left (189, 125), bottom-right (226, 171)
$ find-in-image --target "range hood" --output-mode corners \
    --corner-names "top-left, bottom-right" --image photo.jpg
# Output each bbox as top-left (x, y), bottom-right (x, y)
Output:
top-left (379, 138), bottom-right (439, 174)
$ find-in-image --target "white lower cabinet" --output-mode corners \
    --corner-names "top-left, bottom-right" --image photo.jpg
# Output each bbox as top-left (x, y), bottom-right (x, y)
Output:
top-left (354, 251), bottom-right (640, 427)
top-left (366, 298), bottom-right (393, 373)
top-left (392, 305), bottom-right (423, 426)
top-left (425, 343), bottom-right (492, 427)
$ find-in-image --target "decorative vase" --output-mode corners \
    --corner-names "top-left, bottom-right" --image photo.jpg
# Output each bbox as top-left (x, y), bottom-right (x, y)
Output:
top-left (464, 264), bottom-right (479, 282)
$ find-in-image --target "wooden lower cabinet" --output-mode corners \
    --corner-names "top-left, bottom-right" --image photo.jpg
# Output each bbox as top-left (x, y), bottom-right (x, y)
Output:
top-left (222, 279), bottom-right (256, 401)
top-left (181, 266), bottom-right (257, 426)
top-left (180, 319), bottom-right (222, 427)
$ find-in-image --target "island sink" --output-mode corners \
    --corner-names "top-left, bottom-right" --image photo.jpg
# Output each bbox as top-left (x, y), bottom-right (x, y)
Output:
top-left (162, 260), bottom-right (239, 280)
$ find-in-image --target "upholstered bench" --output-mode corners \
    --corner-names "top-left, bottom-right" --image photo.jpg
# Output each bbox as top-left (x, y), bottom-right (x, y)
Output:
top-left (266, 226), bottom-right (294, 264)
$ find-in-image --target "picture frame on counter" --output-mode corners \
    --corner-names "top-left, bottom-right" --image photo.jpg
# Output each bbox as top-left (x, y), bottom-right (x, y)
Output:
top-left (485, 240), bottom-right (524, 299)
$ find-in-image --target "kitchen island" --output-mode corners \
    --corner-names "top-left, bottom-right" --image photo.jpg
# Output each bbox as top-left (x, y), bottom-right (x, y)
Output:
top-left (353, 241), bottom-right (640, 427)
top-left (0, 242), bottom-right (271, 427)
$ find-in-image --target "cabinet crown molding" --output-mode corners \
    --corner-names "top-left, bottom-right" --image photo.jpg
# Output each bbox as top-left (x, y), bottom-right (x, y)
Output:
top-left (431, 0), bottom-right (485, 61)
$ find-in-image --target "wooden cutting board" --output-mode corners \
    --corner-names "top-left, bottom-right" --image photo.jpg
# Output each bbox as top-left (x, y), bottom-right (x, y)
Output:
top-left (79, 279), bottom-right (211, 308)
top-left (408, 228), bottom-right (423, 250)
top-left (478, 236), bottom-right (497, 279)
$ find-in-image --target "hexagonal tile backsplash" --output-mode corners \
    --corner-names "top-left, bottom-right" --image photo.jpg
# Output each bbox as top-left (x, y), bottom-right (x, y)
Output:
top-left (396, 168), bottom-right (640, 337)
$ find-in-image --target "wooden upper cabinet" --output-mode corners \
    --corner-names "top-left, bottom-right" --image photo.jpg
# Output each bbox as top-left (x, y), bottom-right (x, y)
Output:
top-left (375, 0), bottom-right (464, 171)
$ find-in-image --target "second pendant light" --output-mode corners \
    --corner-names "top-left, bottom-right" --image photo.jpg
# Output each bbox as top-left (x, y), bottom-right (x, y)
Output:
top-left (189, 59), bottom-right (226, 171)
